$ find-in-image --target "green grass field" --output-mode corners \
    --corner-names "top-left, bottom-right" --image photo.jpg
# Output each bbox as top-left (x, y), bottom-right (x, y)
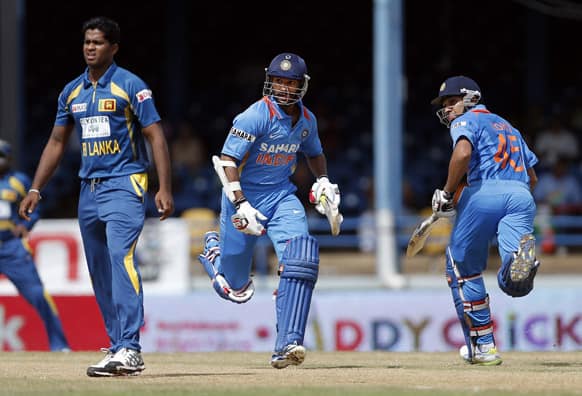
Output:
top-left (1, 351), bottom-right (582, 396)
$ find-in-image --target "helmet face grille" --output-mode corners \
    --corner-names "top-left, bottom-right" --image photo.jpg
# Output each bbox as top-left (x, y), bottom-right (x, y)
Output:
top-left (262, 80), bottom-right (308, 105)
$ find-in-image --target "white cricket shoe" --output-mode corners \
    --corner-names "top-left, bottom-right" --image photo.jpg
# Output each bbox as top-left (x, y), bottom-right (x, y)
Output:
top-left (459, 343), bottom-right (502, 366)
top-left (86, 348), bottom-right (117, 377)
top-left (105, 348), bottom-right (145, 375)
top-left (270, 343), bottom-right (306, 369)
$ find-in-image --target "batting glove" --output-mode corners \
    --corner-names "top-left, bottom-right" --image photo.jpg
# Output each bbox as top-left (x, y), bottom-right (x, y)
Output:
top-left (231, 199), bottom-right (267, 236)
top-left (432, 189), bottom-right (456, 218)
top-left (309, 176), bottom-right (341, 215)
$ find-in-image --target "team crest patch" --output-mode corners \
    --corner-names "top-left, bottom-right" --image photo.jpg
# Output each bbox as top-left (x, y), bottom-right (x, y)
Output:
top-left (136, 89), bottom-right (153, 103)
top-left (71, 103), bottom-right (87, 113)
top-left (98, 99), bottom-right (116, 112)
top-left (439, 82), bottom-right (446, 92)
top-left (301, 129), bottom-right (309, 138)
top-left (280, 60), bottom-right (292, 71)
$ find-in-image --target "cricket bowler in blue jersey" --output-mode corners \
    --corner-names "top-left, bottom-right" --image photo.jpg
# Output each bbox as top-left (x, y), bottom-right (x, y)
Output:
top-left (0, 140), bottom-right (70, 351)
top-left (199, 53), bottom-right (343, 369)
top-left (430, 76), bottom-right (540, 366)
top-left (19, 17), bottom-right (174, 377)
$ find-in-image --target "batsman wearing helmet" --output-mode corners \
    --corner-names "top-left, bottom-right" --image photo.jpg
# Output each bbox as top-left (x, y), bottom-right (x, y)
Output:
top-left (199, 52), bottom-right (342, 368)
top-left (430, 76), bottom-right (540, 365)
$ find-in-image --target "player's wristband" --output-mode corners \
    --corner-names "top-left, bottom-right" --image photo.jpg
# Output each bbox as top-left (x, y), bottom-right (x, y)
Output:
top-left (28, 189), bottom-right (42, 200)
top-left (233, 196), bottom-right (247, 210)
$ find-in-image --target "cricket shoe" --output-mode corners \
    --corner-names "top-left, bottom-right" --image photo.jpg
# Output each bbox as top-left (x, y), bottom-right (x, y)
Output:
top-left (104, 348), bottom-right (145, 375)
top-left (510, 234), bottom-right (538, 281)
top-left (459, 344), bottom-right (503, 366)
top-left (86, 348), bottom-right (118, 377)
top-left (270, 343), bottom-right (306, 369)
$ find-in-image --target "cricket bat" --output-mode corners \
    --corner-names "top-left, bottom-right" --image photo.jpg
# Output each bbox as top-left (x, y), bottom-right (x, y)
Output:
top-left (320, 195), bottom-right (343, 236)
top-left (406, 213), bottom-right (442, 257)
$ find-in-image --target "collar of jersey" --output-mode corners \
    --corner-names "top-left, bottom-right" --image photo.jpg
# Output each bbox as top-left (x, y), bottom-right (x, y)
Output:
top-left (264, 96), bottom-right (304, 120)
top-left (83, 62), bottom-right (118, 88)
top-left (469, 104), bottom-right (490, 114)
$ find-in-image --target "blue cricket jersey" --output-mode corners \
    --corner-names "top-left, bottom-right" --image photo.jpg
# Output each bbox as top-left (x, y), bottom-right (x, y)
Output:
top-left (54, 63), bottom-right (161, 179)
top-left (0, 171), bottom-right (38, 241)
top-left (221, 96), bottom-right (323, 191)
top-left (450, 105), bottom-right (538, 185)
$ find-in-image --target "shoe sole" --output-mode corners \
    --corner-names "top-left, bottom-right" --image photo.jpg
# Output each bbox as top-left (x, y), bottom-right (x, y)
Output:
top-left (86, 368), bottom-right (122, 377)
top-left (510, 234), bottom-right (536, 281)
top-left (271, 346), bottom-right (306, 369)
top-left (459, 345), bottom-right (502, 366)
top-left (472, 357), bottom-right (503, 366)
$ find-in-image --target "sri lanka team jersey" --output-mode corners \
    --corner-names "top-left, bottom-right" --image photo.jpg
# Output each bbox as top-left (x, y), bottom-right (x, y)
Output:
top-left (450, 105), bottom-right (538, 185)
top-left (54, 63), bottom-right (161, 179)
top-left (221, 96), bottom-right (323, 189)
top-left (0, 171), bottom-right (38, 242)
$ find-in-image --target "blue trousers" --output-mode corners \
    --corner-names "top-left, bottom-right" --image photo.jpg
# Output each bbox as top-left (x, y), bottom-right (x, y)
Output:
top-left (0, 238), bottom-right (69, 350)
top-left (78, 174), bottom-right (147, 352)
top-left (450, 180), bottom-right (536, 273)
top-left (217, 187), bottom-right (309, 290)
top-left (447, 180), bottom-right (536, 346)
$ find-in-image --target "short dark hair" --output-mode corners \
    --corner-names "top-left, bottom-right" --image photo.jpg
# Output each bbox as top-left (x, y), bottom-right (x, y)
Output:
top-left (82, 16), bottom-right (120, 45)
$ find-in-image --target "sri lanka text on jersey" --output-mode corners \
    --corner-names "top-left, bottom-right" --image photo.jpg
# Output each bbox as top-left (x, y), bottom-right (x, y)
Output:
top-left (82, 140), bottom-right (121, 156)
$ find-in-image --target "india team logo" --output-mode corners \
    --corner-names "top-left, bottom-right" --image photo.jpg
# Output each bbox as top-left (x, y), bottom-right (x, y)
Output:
top-left (280, 60), bottom-right (292, 71)
top-left (98, 99), bottom-right (116, 112)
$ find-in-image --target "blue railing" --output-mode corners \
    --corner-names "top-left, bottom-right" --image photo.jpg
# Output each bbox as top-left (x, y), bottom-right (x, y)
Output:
top-left (305, 214), bottom-right (582, 249)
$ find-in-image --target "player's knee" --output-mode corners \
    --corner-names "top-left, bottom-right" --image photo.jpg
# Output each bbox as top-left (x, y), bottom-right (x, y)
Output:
top-left (280, 234), bottom-right (319, 283)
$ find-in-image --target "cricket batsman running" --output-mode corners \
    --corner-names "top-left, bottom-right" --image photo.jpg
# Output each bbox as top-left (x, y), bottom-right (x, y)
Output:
top-left (199, 52), bottom-right (342, 368)
top-left (430, 75), bottom-right (540, 365)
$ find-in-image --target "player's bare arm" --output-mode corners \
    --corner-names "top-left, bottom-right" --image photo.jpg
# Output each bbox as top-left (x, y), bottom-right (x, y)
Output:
top-left (444, 137), bottom-right (472, 194)
top-left (142, 122), bottom-right (174, 220)
top-left (305, 153), bottom-right (328, 179)
top-left (527, 167), bottom-right (538, 190)
top-left (18, 124), bottom-right (73, 221)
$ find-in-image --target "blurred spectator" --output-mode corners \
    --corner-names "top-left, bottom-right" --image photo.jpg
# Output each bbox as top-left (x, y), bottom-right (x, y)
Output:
top-left (171, 121), bottom-right (206, 177)
top-left (534, 158), bottom-right (582, 255)
top-left (534, 113), bottom-right (579, 170)
top-left (166, 121), bottom-right (214, 215)
top-left (533, 157), bottom-right (582, 211)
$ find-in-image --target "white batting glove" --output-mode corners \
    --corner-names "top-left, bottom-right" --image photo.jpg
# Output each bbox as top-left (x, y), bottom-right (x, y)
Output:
top-left (231, 200), bottom-right (267, 236)
top-left (309, 176), bottom-right (341, 215)
top-left (432, 189), bottom-right (456, 218)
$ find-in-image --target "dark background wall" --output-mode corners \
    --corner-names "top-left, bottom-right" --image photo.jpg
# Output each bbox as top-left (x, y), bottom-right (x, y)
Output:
top-left (22, 0), bottom-right (582, 217)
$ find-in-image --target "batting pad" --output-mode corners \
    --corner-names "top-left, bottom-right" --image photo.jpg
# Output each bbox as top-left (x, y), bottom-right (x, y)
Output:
top-left (446, 250), bottom-right (494, 357)
top-left (274, 235), bottom-right (319, 352)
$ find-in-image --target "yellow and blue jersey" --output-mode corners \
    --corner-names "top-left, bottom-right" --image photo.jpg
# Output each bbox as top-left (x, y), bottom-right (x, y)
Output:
top-left (450, 105), bottom-right (538, 185)
top-left (0, 171), bottom-right (38, 242)
top-left (221, 96), bottom-right (323, 190)
top-left (54, 63), bottom-right (161, 179)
